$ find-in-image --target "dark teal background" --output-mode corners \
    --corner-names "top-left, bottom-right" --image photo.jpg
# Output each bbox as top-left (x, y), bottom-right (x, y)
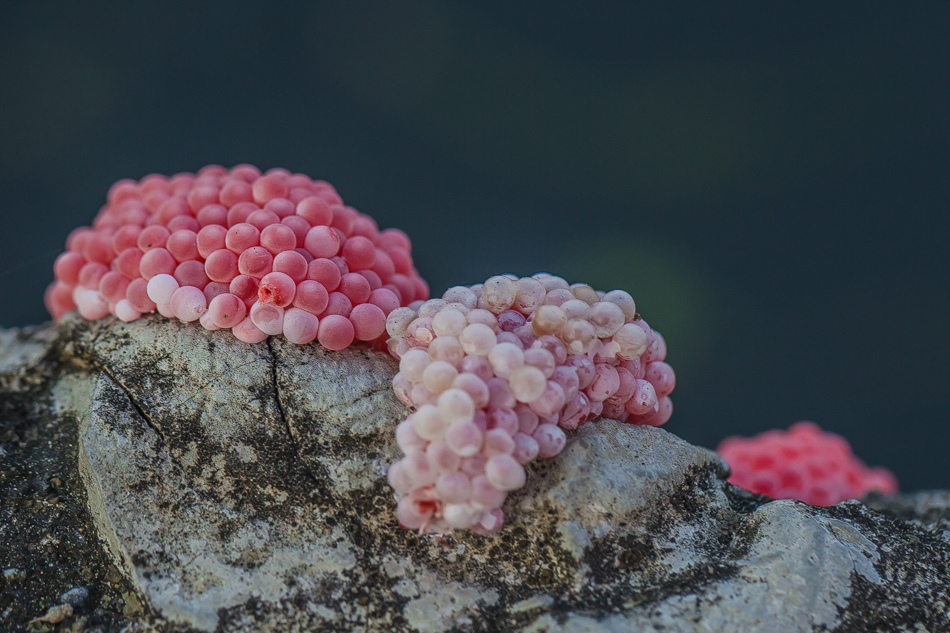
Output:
top-left (1, 2), bottom-right (947, 490)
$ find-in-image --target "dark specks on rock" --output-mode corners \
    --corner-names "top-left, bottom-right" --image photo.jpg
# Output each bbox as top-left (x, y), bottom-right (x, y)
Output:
top-left (0, 316), bottom-right (948, 632)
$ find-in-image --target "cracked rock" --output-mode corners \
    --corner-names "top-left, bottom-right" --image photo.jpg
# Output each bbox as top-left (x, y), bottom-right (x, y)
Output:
top-left (1, 314), bottom-right (949, 632)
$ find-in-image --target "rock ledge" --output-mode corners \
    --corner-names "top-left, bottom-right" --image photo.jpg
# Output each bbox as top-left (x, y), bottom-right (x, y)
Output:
top-left (1, 316), bottom-right (948, 632)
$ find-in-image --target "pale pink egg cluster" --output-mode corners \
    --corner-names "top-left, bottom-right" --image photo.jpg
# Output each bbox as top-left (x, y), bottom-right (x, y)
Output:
top-left (385, 273), bottom-right (676, 534)
top-left (717, 421), bottom-right (898, 506)
top-left (45, 165), bottom-right (429, 349)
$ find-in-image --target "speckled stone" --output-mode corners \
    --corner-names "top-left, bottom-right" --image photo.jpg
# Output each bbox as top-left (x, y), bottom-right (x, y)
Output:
top-left (2, 314), bottom-right (949, 632)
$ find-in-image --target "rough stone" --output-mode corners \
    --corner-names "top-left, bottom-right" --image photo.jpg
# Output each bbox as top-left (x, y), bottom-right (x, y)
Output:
top-left (1, 314), bottom-right (949, 632)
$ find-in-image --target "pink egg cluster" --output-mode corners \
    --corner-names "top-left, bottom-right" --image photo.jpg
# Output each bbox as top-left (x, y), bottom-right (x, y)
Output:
top-left (44, 165), bottom-right (429, 349)
top-left (385, 273), bottom-right (676, 534)
top-left (716, 421), bottom-right (898, 506)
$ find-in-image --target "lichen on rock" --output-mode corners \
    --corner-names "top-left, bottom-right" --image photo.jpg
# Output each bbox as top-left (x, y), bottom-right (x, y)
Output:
top-left (2, 314), bottom-right (949, 632)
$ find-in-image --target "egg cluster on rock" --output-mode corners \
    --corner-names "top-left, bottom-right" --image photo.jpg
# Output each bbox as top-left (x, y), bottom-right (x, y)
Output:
top-left (385, 273), bottom-right (676, 534)
top-left (45, 165), bottom-right (428, 349)
top-left (716, 421), bottom-right (898, 506)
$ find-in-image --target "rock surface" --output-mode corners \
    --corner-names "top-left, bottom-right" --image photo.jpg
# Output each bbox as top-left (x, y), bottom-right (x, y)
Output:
top-left (1, 315), bottom-right (949, 632)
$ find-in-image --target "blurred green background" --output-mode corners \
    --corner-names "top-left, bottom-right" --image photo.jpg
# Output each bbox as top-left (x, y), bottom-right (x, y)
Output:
top-left (1, 2), bottom-right (947, 490)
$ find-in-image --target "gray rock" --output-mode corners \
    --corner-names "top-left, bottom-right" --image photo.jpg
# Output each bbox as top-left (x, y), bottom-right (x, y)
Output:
top-left (61, 585), bottom-right (91, 608)
top-left (2, 314), bottom-right (949, 632)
